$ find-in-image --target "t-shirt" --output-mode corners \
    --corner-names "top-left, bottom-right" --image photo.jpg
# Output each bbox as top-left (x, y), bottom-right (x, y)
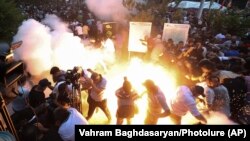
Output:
top-left (147, 87), bottom-right (169, 115)
top-left (212, 85), bottom-right (231, 117)
top-left (197, 82), bottom-right (215, 107)
top-left (58, 108), bottom-right (88, 141)
top-left (28, 86), bottom-right (45, 108)
top-left (170, 86), bottom-right (201, 117)
top-left (12, 86), bottom-right (30, 111)
top-left (90, 77), bottom-right (107, 101)
top-left (116, 88), bottom-right (137, 107)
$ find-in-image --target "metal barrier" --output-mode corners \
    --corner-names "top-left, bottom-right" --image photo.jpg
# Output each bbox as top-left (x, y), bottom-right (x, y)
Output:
top-left (0, 94), bottom-right (19, 141)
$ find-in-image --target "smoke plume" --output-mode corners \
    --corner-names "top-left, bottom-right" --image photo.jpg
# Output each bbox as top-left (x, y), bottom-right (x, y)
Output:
top-left (12, 15), bottom-right (98, 75)
top-left (12, 19), bottom-right (52, 75)
top-left (85, 0), bottom-right (129, 23)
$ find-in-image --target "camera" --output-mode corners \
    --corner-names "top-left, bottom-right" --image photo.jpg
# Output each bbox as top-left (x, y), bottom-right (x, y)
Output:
top-left (65, 68), bottom-right (81, 89)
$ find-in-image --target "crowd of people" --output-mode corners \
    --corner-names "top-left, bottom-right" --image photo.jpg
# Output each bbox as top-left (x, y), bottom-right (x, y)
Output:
top-left (1, 1), bottom-right (249, 141)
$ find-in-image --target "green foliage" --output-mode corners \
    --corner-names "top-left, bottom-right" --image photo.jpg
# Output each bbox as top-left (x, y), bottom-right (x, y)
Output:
top-left (0, 0), bottom-right (24, 42)
top-left (209, 9), bottom-right (250, 36)
top-left (172, 9), bottom-right (183, 22)
top-left (125, 0), bottom-right (171, 22)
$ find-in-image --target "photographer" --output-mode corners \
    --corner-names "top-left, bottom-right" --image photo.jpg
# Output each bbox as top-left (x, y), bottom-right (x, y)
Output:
top-left (28, 78), bottom-right (52, 109)
top-left (50, 66), bottom-right (67, 99)
top-left (85, 70), bottom-right (111, 122)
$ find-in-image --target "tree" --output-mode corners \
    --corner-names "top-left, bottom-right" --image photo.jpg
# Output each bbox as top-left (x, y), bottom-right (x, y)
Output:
top-left (0, 0), bottom-right (24, 42)
top-left (124, 0), bottom-right (172, 22)
top-left (208, 9), bottom-right (250, 36)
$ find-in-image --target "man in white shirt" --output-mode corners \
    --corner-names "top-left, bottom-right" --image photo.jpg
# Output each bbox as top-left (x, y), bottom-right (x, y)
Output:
top-left (206, 75), bottom-right (231, 117)
top-left (197, 81), bottom-right (215, 110)
top-left (55, 94), bottom-right (88, 141)
top-left (85, 71), bottom-right (111, 122)
top-left (170, 85), bottom-right (207, 124)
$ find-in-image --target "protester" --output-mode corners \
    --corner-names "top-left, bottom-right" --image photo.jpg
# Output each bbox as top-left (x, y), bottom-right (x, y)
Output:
top-left (170, 85), bottom-right (207, 124)
top-left (143, 79), bottom-right (171, 124)
top-left (115, 77), bottom-right (140, 125)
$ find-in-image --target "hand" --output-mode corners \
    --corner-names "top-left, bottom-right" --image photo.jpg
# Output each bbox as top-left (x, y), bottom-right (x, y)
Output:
top-left (34, 122), bottom-right (48, 132)
top-left (201, 118), bottom-right (207, 124)
top-left (87, 68), bottom-right (94, 73)
top-left (198, 98), bottom-right (206, 105)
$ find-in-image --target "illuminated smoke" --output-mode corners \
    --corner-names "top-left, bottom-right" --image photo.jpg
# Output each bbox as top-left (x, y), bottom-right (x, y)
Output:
top-left (12, 19), bottom-right (53, 75)
top-left (85, 0), bottom-right (129, 23)
top-left (12, 15), bottom-right (105, 75)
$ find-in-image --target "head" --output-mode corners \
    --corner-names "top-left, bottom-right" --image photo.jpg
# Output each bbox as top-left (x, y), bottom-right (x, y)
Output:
top-left (57, 93), bottom-right (71, 108)
top-left (38, 78), bottom-right (51, 91)
top-left (122, 77), bottom-right (132, 93)
top-left (199, 60), bottom-right (216, 74)
top-left (205, 75), bottom-right (220, 88)
top-left (91, 72), bottom-right (102, 83)
top-left (191, 85), bottom-right (205, 98)
top-left (50, 66), bottom-right (60, 75)
top-left (53, 107), bottom-right (70, 127)
top-left (143, 79), bottom-right (157, 94)
top-left (177, 41), bottom-right (184, 48)
top-left (188, 38), bottom-right (194, 46)
top-left (231, 35), bottom-right (237, 42)
top-left (50, 66), bottom-right (61, 82)
top-left (195, 41), bottom-right (202, 48)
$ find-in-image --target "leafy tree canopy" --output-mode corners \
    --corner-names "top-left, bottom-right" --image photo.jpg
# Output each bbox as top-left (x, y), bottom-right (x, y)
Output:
top-left (0, 0), bottom-right (24, 42)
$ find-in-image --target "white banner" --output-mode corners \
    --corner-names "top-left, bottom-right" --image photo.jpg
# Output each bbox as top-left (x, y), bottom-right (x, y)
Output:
top-left (162, 23), bottom-right (190, 45)
top-left (128, 22), bottom-right (152, 52)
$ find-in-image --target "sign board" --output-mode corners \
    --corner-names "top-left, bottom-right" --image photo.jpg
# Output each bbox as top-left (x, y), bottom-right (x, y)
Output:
top-left (128, 22), bottom-right (152, 53)
top-left (162, 23), bottom-right (190, 45)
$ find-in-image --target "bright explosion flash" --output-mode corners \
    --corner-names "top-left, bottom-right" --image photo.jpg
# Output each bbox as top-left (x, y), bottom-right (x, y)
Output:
top-left (85, 58), bottom-right (237, 125)
top-left (87, 57), bottom-right (177, 124)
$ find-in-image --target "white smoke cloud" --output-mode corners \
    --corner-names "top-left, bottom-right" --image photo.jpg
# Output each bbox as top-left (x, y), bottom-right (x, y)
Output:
top-left (85, 0), bottom-right (129, 23)
top-left (12, 19), bottom-right (53, 75)
top-left (12, 15), bottom-right (103, 75)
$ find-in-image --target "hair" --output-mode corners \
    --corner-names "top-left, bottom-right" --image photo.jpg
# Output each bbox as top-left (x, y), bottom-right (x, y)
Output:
top-left (199, 60), bottom-right (216, 71)
top-left (122, 77), bottom-right (132, 93)
top-left (205, 75), bottom-right (220, 82)
top-left (143, 79), bottom-right (157, 93)
top-left (53, 107), bottom-right (70, 125)
top-left (191, 85), bottom-right (204, 97)
top-left (91, 73), bottom-right (102, 82)
top-left (50, 66), bottom-right (60, 75)
top-left (57, 93), bottom-right (70, 106)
